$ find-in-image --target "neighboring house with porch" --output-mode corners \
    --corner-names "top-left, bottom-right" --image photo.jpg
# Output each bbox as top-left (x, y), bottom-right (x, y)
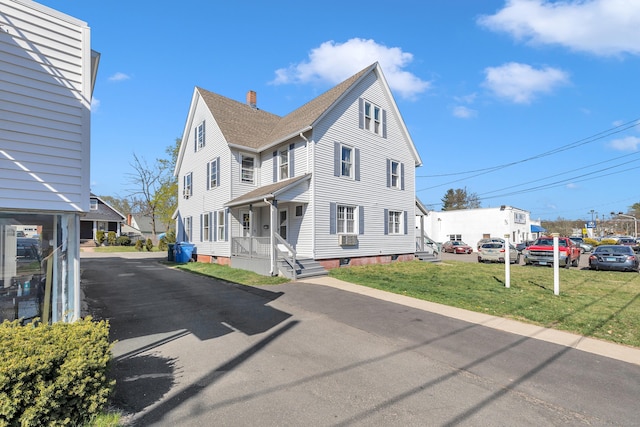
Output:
top-left (0, 0), bottom-right (99, 322)
top-left (174, 62), bottom-right (422, 278)
top-left (79, 194), bottom-right (125, 243)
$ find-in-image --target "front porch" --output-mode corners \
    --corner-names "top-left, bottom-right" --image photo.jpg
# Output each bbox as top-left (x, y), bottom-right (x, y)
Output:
top-left (230, 235), bottom-right (327, 279)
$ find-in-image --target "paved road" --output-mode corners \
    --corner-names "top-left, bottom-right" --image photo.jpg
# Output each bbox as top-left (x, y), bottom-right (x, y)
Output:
top-left (80, 252), bottom-right (640, 426)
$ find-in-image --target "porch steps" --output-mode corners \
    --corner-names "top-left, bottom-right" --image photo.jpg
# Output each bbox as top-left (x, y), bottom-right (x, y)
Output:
top-left (279, 258), bottom-right (328, 280)
top-left (415, 251), bottom-right (441, 263)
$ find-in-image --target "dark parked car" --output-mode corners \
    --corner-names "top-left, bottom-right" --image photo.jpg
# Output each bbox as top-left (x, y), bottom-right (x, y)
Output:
top-left (616, 237), bottom-right (640, 253)
top-left (17, 237), bottom-right (41, 260)
top-left (588, 245), bottom-right (639, 272)
top-left (515, 240), bottom-right (535, 253)
top-left (442, 240), bottom-right (473, 254)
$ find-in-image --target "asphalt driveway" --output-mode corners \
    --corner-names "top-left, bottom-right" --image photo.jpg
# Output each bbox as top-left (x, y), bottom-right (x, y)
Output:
top-left (80, 251), bottom-right (640, 426)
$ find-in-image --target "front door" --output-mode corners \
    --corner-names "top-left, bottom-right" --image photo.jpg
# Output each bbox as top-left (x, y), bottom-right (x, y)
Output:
top-left (278, 209), bottom-right (288, 240)
top-left (240, 210), bottom-right (251, 237)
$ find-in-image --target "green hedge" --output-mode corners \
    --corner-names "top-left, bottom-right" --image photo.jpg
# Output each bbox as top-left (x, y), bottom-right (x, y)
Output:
top-left (0, 318), bottom-right (114, 426)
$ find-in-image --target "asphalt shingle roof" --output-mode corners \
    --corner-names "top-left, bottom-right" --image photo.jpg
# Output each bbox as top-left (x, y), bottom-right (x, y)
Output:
top-left (197, 63), bottom-right (374, 150)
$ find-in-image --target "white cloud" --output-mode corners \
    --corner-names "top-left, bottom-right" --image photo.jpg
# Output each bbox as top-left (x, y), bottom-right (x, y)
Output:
top-left (271, 38), bottom-right (430, 99)
top-left (482, 62), bottom-right (569, 104)
top-left (452, 106), bottom-right (477, 119)
top-left (91, 98), bottom-right (100, 112)
top-left (566, 183), bottom-right (578, 189)
top-left (478, 0), bottom-right (640, 56)
top-left (108, 72), bottom-right (131, 82)
top-left (608, 136), bottom-right (640, 151)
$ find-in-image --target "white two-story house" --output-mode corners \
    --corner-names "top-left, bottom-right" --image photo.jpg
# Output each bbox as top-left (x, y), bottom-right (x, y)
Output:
top-left (0, 0), bottom-right (99, 322)
top-left (174, 62), bottom-right (422, 278)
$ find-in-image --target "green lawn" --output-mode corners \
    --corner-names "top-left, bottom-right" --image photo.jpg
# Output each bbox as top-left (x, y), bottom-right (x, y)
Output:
top-left (329, 260), bottom-right (640, 348)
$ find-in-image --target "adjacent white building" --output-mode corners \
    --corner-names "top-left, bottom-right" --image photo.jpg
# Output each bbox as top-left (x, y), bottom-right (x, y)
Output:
top-left (419, 206), bottom-right (545, 251)
top-left (0, 0), bottom-right (99, 322)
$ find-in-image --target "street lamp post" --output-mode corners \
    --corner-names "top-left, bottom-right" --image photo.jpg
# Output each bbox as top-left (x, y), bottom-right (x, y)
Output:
top-left (611, 212), bottom-right (638, 239)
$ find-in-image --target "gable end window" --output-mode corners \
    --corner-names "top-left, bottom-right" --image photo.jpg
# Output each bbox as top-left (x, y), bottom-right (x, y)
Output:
top-left (207, 157), bottom-right (220, 189)
top-left (386, 159), bottom-right (405, 190)
top-left (333, 142), bottom-right (360, 180)
top-left (183, 172), bottom-right (192, 198)
top-left (359, 98), bottom-right (387, 138)
top-left (241, 154), bottom-right (255, 184)
top-left (90, 199), bottom-right (98, 210)
top-left (194, 121), bottom-right (206, 151)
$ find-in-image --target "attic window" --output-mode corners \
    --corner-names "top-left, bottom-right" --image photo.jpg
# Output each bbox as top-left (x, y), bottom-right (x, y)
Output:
top-left (90, 199), bottom-right (98, 210)
top-left (359, 98), bottom-right (386, 138)
top-left (194, 121), bottom-right (205, 151)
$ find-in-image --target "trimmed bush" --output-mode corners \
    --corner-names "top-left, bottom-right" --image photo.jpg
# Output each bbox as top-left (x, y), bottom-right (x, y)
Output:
top-left (116, 235), bottom-right (131, 246)
top-left (0, 318), bottom-right (114, 426)
top-left (145, 238), bottom-right (153, 252)
top-left (96, 231), bottom-right (105, 246)
top-left (107, 231), bottom-right (117, 246)
top-left (135, 239), bottom-right (145, 251)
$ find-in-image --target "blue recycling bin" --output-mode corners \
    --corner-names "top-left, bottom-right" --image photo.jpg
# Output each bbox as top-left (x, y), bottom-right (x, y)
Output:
top-left (174, 242), bottom-right (195, 264)
top-left (167, 243), bottom-right (175, 262)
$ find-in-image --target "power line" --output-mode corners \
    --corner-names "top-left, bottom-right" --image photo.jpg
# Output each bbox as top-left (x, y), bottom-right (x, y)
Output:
top-left (416, 118), bottom-right (640, 180)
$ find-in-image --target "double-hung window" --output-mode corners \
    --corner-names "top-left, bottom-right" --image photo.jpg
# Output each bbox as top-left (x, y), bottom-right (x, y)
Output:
top-left (216, 210), bottom-right (226, 241)
top-left (183, 172), bottom-right (192, 198)
top-left (341, 145), bottom-right (353, 178)
top-left (337, 205), bottom-right (355, 234)
top-left (241, 154), bottom-right (254, 184)
top-left (194, 121), bottom-right (205, 151)
top-left (202, 213), bottom-right (210, 242)
top-left (207, 158), bottom-right (219, 189)
top-left (279, 149), bottom-right (289, 180)
top-left (359, 98), bottom-right (386, 138)
top-left (387, 211), bottom-right (402, 234)
top-left (387, 159), bottom-right (404, 190)
top-left (184, 216), bottom-right (192, 242)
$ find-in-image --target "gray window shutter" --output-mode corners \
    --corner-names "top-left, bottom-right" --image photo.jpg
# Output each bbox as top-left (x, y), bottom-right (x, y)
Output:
top-left (386, 159), bottom-right (391, 188)
top-left (384, 209), bottom-right (389, 235)
top-left (224, 208), bottom-right (229, 241)
top-left (194, 128), bottom-right (197, 152)
top-left (359, 206), bottom-right (365, 235)
top-left (206, 162), bottom-right (210, 190)
top-left (273, 150), bottom-right (278, 182)
top-left (404, 211), bottom-right (408, 235)
top-left (401, 162), bottom-right (405, 190)
top-left (358, 98), bottom-right (364, 129)
top-left (199, 214), bottom-right (203, 241)
top-left (382, 109), bottom-right (387, 138)
top-left (329, 202), bottom-right (337, 234)
top-left (354, 148), bottom-right (360, 181)
top-left (334, 142), bottom-right (340, 177)
top-left (216, 157), bottom-right (220, 187)
top-left (213, 212), bottom-right (217, 242)
top-left (289, 143), bottom-right (295, 177)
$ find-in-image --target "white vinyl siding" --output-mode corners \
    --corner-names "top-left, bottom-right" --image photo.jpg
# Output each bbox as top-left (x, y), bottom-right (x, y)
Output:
top-left (315, 72), bottom-right (415, 259)
top-left (0, 0), bottom-right (93, 212)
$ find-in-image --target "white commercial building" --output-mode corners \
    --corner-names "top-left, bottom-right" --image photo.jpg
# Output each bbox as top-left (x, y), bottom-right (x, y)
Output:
top-left (418, 206), bottom-right (545, 252)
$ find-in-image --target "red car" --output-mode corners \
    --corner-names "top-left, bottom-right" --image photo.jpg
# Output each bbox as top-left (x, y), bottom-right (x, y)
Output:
top-left (442, 240), bottom-right (473, 254)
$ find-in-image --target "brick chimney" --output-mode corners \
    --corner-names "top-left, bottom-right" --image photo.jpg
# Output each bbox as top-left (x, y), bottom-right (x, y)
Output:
top-left (246, 90), bottom-right (257, 109)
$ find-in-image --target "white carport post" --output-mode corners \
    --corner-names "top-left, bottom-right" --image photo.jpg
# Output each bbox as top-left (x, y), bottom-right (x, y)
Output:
top-left (552, 233), bottom-right (560, 295)
top-left (503, 234), bottom-right (510, 288)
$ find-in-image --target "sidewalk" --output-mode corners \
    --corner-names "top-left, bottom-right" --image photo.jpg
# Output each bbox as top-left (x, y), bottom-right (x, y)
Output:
top-left (297, 275), bottom-right (640, 366)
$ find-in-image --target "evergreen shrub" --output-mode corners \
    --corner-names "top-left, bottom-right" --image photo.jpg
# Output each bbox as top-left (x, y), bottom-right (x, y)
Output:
top-left (0, 318), bottom-right (114, 426)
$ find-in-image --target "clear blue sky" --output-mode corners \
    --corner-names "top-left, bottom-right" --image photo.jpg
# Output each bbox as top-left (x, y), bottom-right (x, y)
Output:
top-left (37, 0), bottom-right (640, 222)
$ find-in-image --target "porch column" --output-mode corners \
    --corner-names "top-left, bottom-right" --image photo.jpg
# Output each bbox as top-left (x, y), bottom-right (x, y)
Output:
top-left (249, 204), bottom-right (253, 257)
top-left (270, 200), bottom-right (277, 275)
top-left (420, 215), bottom-right (425, 251)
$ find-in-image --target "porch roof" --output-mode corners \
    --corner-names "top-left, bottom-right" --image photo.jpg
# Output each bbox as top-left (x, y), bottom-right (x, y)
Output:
top-left (225, 174), bottom-right (311, 208)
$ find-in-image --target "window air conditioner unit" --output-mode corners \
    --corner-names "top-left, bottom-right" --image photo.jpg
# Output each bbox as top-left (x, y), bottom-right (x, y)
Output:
top-left (183, 188), bottom-right (191, 199)
top-left (339, 234), bottom-right (358, 246)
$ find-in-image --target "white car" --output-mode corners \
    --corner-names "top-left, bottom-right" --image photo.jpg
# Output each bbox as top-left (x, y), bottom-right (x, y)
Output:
top-left (478, 242), bottom-right (520, 264)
